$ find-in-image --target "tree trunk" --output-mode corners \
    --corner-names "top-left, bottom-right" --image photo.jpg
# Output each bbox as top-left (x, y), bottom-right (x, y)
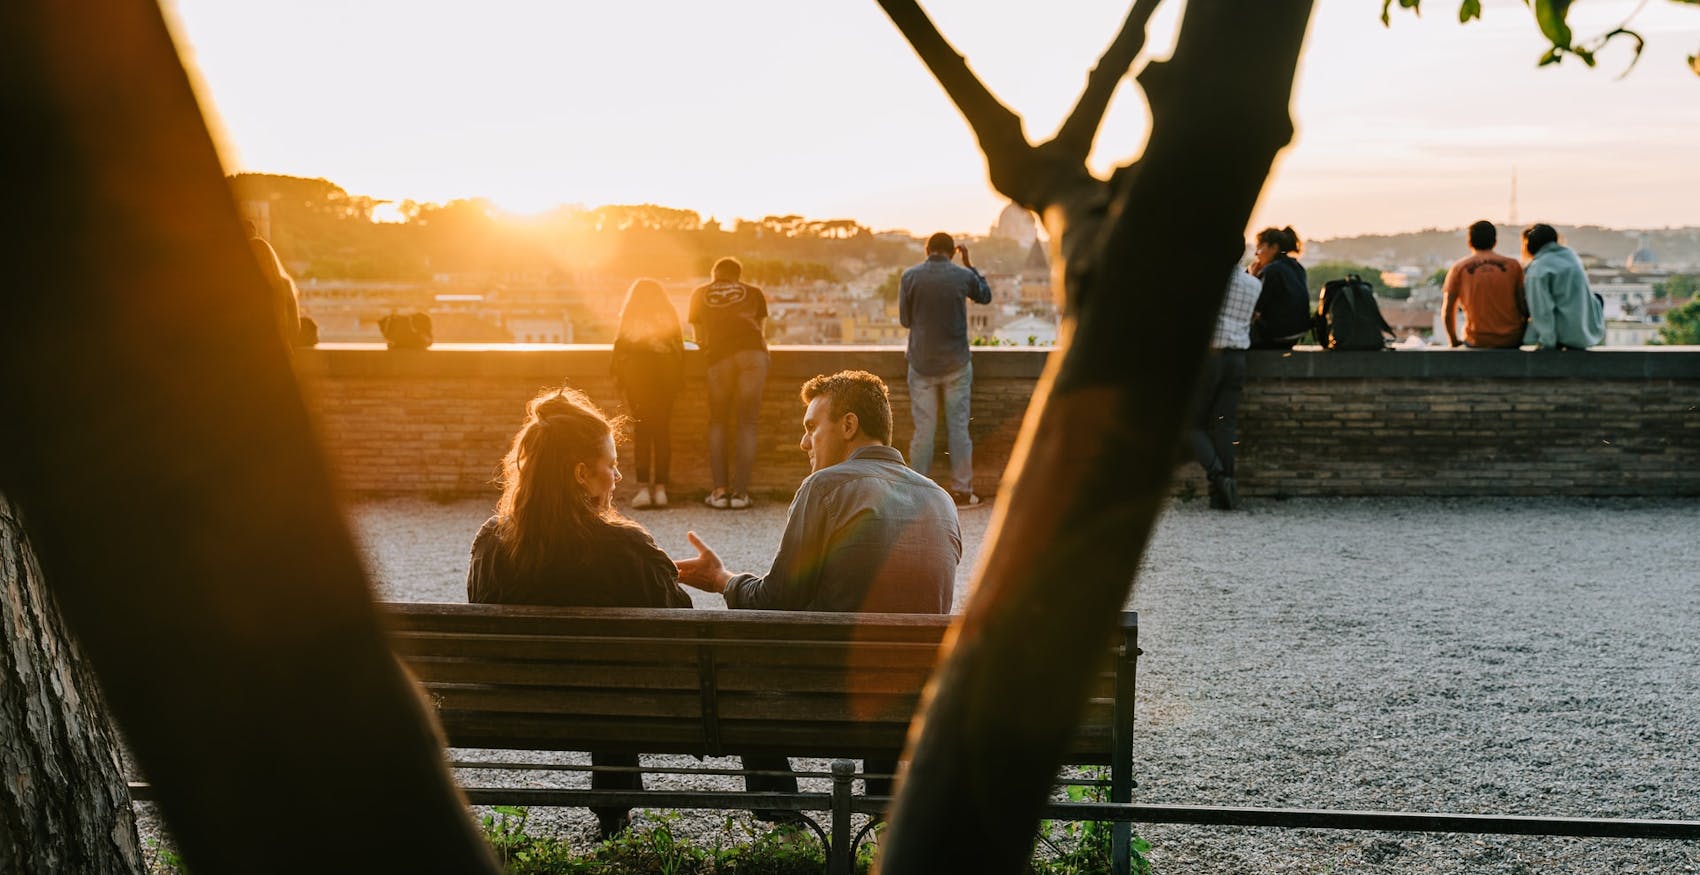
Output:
top-left (0, 3), bottom-right (500, 871)
top-left (874, 2), bottom-right (1314, 871)
top-left (0, 495), bottom-right (144, 875)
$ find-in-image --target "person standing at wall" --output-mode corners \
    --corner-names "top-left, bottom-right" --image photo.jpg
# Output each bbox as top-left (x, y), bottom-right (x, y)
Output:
top-left (689, 257), bottom-right (769, 509)
top-left (900, 232), bottom-right (992, 507)
top-left (1521, 223), bottom-right (1604, 351)
top-left (611, 279), bottom-right (685, 509)
top-left (1248, 226), bottom-right (1310, 350)
top-left (1191, 263), bottom-right (1261, 510)
top-left (1442, 220), bottom-right (1526, 349)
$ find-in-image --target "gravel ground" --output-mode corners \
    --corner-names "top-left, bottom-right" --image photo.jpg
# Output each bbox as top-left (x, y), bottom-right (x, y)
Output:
top-left (138, 495), bottom-right (1700, 872)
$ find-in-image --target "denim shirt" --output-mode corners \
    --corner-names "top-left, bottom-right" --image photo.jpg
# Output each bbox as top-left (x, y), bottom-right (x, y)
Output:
top-left (723, 445), bottom-right (960, 614)
top-left (900, 255), bottom-right (993, 377)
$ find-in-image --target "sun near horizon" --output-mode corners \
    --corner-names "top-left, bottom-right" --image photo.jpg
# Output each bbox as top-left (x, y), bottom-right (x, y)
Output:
top-left (166, 0), bottom-right (1699, 240)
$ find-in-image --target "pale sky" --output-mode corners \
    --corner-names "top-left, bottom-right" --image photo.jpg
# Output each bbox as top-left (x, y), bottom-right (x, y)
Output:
top-left (165, 0), bottom-right (1699, 240)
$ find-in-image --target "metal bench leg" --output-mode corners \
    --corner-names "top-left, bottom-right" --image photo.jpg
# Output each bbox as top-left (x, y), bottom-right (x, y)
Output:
top-left (828, 759), bottom-right (856, 875)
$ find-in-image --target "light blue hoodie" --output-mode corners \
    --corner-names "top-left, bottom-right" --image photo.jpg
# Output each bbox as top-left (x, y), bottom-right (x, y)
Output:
top-left (1523, 242), bottom-right (1604, 349)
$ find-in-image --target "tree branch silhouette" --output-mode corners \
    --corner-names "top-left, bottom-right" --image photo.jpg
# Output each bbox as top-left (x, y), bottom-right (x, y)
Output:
top-left (875, 2), bottom-right (1315, 872)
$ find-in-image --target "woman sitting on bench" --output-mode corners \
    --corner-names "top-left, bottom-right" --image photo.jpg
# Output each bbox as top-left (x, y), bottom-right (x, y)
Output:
top-left (467, 386), bottom-right (692, 840)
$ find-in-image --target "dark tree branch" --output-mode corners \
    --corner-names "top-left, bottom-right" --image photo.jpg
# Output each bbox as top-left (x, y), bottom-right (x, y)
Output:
top-left (876, 0), bottom-right (1040, 206)
top-left (1049, 0), bottom-right (1163, 163)
top-left (877, 2), bottom-right (1315, 873)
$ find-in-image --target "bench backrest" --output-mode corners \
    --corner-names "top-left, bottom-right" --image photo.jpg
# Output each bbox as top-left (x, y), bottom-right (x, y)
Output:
top-left (384, 603), bottom-right (1138, 764)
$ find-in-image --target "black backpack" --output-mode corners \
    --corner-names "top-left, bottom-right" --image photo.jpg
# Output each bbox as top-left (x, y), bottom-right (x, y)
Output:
top-left (1313, 274), bottom-right (1393, 351)
top-left (380, 312), bottom-right (433, 350)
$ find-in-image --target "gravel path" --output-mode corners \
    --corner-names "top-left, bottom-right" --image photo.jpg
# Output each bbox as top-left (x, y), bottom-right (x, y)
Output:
top-left (140, 496), bottom-right (1699, 872)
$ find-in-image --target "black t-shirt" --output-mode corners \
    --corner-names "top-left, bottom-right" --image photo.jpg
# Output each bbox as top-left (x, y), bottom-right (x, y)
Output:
top-left (466, 516), bottom-right (691, 608)
top-left (688, 281), bottom-right (768, 364)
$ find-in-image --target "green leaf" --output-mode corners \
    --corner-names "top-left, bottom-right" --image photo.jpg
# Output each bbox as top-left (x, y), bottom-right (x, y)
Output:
top-left (1459, 0), bottom-right (1482, 23)
top-left (1533, 0), bottom-right (1574, 49)
top-left (1538, 46), bottom-right (1564, 66)
top-left (1382, 0), bottom-right (1422, 27)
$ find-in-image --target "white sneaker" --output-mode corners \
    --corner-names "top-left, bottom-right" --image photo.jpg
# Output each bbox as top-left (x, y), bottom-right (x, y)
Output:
top-left (728, 493), bottom-right (752, 510)
top-left (630, 486), bottom-right (653, 509)
top-left (705, 492), bottom-right (730, 510)
top-left (652, 484), bottom-right (668, 508)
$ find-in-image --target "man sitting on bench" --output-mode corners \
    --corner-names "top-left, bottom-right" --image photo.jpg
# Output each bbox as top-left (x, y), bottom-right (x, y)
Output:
top-left (676, 369), bottom-right (961, 811)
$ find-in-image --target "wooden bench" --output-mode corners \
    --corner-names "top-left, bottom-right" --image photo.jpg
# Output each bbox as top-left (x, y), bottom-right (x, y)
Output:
top-left (382, 602), bottom-right (1141, 874)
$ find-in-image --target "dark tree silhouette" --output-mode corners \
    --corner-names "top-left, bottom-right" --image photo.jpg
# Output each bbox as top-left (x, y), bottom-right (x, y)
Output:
top-left (0, 2), bottom-right (498, 871)
top-left (871, 1), bottom-right (1312, 871)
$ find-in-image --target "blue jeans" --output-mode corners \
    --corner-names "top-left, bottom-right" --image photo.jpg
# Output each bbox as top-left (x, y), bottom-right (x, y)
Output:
top-left (705, 349), bottom-right (768, 495)
top-left (907, 363), bottom-right (974, 493)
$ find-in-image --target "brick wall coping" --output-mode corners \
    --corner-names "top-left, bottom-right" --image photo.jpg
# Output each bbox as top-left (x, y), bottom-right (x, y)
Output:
top-left (299, 344), bottom-right (1700, 381)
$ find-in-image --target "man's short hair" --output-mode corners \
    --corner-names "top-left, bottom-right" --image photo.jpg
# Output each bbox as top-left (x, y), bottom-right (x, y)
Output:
top-left (800, 370), bottom-right (892, 445)
top-left (711, 257), bottom-right (742, 282)
top-left (1522, 223), bottom-right (1559, 255)
top-left (1468, 220), bottom-right (1496, 251)
top-left (925, 232), bottom-right (955, 255)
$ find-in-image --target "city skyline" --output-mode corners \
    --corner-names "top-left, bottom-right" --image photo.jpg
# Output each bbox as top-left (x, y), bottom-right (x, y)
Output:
top-left (166, 0), bottom-right (1700, 239)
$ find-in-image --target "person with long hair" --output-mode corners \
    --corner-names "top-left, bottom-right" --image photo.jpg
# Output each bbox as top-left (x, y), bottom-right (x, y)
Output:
top-left (466, 386), bottom-right (691, 840)
top-left (611, 279), bottom-right (685, 509)
top-left (1248, 225), bottom-right (1311, 349)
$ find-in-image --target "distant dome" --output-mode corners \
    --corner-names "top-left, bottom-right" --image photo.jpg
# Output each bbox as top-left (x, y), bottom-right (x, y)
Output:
top-left (990, 203), bottom-right (1039, 247)
top-left (1626, 234), bottom-right (1659, 273)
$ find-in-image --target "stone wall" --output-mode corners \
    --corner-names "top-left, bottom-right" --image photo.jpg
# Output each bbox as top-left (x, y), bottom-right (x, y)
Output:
top-left (295, 345), bottom-right (1700, 500)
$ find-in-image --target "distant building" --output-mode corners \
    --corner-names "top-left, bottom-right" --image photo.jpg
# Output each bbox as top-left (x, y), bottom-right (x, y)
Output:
top-left (1605, 320), bottom-right (1659, 346)
top-left (990, 202), bottom-right (1039, 247)
top-left (994, 314), bottom-right (1059, 346)
top-left (1626, 234), bottom-right (1660, 273)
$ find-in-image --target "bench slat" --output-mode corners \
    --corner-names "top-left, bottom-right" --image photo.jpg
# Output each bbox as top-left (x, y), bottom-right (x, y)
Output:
top-left (409, 659), bottom-right (700, 690)
top-left (428, 686), bottom-right (703, 719)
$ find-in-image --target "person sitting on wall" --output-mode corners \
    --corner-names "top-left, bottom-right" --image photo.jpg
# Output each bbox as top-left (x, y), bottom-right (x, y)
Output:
top-left (1520, 223), bottom-right (1604, 351)
top-left (1443, 220), bottom-right (1527, 349)
top-left (1248, 226), bottom-right (1311, 349)
top-left (466, 386), bottom-right (693, 841)
top-left (673, 369), bottom-right (960, 815)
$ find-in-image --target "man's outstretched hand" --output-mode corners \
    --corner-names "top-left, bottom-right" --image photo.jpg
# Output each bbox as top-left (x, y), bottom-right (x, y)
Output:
top-left (675, 531), bottom-right (733, 594)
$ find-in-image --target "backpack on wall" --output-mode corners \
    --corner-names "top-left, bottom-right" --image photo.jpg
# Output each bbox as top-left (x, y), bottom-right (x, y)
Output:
top-left (380, 312), bottom-right (433, 350)
top-left (1313, 274), bottom-right (1393, 351)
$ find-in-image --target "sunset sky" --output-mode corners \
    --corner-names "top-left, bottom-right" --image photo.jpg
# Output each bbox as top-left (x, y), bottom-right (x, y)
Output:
top-left (165, 0), bottom-right (1699, 240)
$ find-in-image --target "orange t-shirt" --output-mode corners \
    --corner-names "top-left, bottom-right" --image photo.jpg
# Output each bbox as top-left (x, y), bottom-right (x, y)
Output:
top-left (1444, 251), bottom-right (1525, 348)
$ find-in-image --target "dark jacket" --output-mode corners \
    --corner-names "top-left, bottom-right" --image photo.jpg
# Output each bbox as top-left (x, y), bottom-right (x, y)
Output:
top-left (1251, 255), bottom-right (1312, 345)
top-left (467, 517), bottom-right (691, 608)
top-left (610, 336), bottom-right (685, 404)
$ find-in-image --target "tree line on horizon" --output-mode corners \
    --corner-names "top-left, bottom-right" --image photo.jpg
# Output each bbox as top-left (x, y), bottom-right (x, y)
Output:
top-left (229, 173), bottom-right (932, 285)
